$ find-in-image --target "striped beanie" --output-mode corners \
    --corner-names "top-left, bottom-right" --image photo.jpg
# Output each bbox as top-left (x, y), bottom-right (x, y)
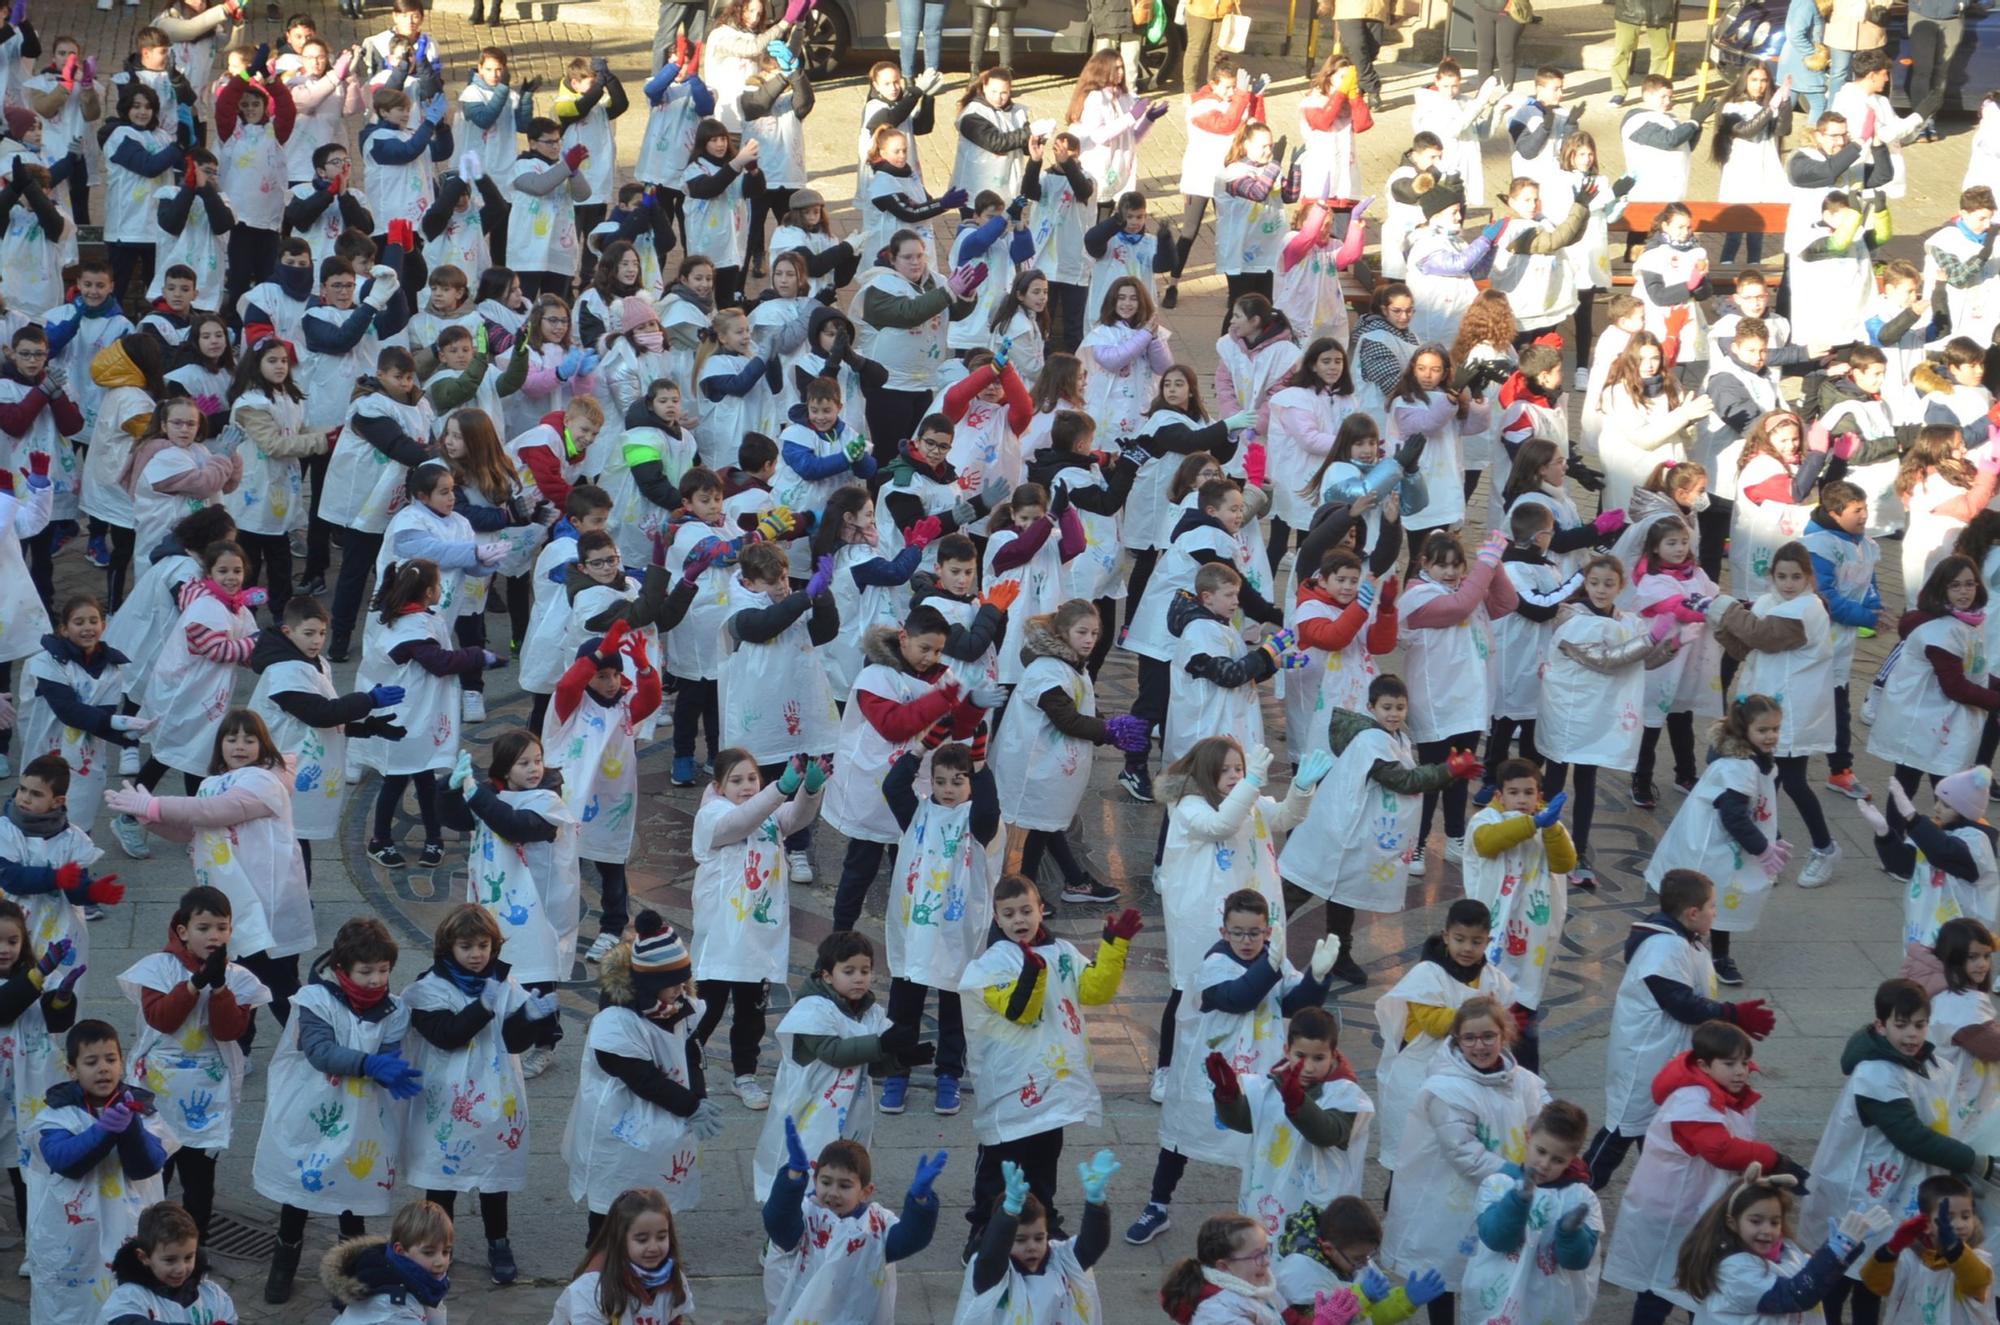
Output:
top-left (630, 911), bottom-right (691, 981)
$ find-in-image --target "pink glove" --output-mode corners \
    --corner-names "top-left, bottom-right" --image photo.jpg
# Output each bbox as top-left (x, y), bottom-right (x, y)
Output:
top-left (1593, 508), bottom-right (1627, 535)
top-left (1314, 1288), bottom-right (1365, 1325)
top-left (81, 57), bottom-right (98, 88)
top-left (1830, 431), bottom-right (1860, 461)
top-left (1757, 840), bottom-right (1792, 879)
top-left (1686, 260), bottom-right (1708, 291)
top-left (1648, 615), bottom-right (1680, 643)
top-left (947, 262), bottom-right (988, 299)
top-left (333, 48), bottom-right (354, 81)
top-left (1976, 446), bottom-right (2000, 477)
top-left (1475, 531), bottom-right (1506, 567)
top-left (1806, 419), bottom-right (1832, 453)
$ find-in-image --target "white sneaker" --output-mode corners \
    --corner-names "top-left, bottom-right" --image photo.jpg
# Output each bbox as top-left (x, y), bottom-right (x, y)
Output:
top-left (1407, 843), bottom-right (1427, 875)
top-left (733, 1074), bottom-right (771, 1110)
top-left (463, 691), bottom-right (486, 722)
top-left (111, 813), bottom-right (153, 860)
top-left (787, 849), bottom-right (815, 883)
top-left (1797, 842), bottom-right (1842, 888)
top-left (1149, 1067), bottom-right (1168, 1103)
top-left (1443, 835), bottom-right (1464, 864)
top-left (519, 1046), bottom-right (555, 1079)
top-left (585, 932), bottom-right (618, 963)
top-left (1572, 366), bottom-right (1589, 392)
top-left (119, 745), bottom-right (141, 776)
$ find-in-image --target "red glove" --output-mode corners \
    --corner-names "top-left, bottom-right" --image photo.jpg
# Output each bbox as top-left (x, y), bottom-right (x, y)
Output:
top-left (1376, 575), bottom-right (1400, 612)
top-left (224, 0), bottom-right (245, 19)
top-left (1730, 997), bottom-right (1777, 1040)
top-left (978, 580), bottom-right (1022, 612)
top-left (624, 630), bottom-right (651, 671)
top-left (563, 143), bottom-right (590, 171)
top-left (386, 219), bottom-right (417, 251)
top-left (1205, 1050), bottom-right (1242, 1103)
top-left (60, 53), bottom-right (76, 90)
top-left (1985, 398), bottom-right (2000, 430)
top-left (907, 514), bottom-right (942, 550)
top-left (87, 875), bottom-right (125, 906)
top-left (597, 618), bottom-right (631, 658)
top-left (1018, 939), bottom-right (1046, 975)
top-left (184, 157), bottom-right (200, 189)
top-left (1510, 1002), bottom-right (1535, 1035)
top-left (28, 451), bottom-right (49, 478)
top-left (0, 470), bottom-right (17, 495)
top-left (329, 165), bottom-right (346, 195)
top-left (1101, 907), bottom-right (1144, 942)
top-left (54, 862), bottom-right (82, 893)
top-left (1275, 1056), bottom-right (1308, 1114)
top-left (1886, 1213), bottom-right (1931, 1255)
top-left (1445, 749), bottom-right (1483, 781)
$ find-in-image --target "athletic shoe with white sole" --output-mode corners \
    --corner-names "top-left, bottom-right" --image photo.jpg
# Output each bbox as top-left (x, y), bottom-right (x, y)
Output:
top-left (1407, 844), bottom-right (1426, 874)
top-left (1149, 1067), bottom-right (1168, 1103)
top-left (119, 746), bottom-right (141, 776)
top-left (1126, 1203), bottom-right (1173, 1244)
top-left (1443, 835), bottom-right (1464, 864)
top-left (585, 932), bottom-right (618, 962)
top-left (463, 691), bottom-right (486, 722)
top-left (1797, 843), bottom-right (1842, 888)
top-left (519, 1045), bottom-right (555, 1078)
top-left (879, 1075), bottom-right (909, 1114)
top-left (112, 814), bottom-right (153, 859)
top-left (787, 849), bottom-right (815, 883)
top-left (733, 1074), bottom-right (771, 1110)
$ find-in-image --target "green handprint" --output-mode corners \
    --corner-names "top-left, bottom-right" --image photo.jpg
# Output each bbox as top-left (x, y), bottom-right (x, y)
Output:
top-left (309, 1100), bottom-right (348, 1139)
top-left (1525, 889), bottom-right (1551, 925)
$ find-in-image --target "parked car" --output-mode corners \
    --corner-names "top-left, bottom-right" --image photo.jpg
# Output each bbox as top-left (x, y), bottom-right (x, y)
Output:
top-left (1707, 0), bottom-right (1994, 113)
top-left (795, 0), bottom-right (1177, 86)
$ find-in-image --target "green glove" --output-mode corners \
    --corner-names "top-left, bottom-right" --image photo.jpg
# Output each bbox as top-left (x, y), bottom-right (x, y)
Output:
top-left (843, 434), bottom-right (868, 463)
top-left (803, 756), bottom-right (831, 793)
top-left (777, 760), bottom-right (803, 794)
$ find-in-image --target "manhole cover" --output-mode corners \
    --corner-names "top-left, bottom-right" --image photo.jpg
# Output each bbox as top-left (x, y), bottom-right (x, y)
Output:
top-left (206, 1213), bottom-right (279, 1262)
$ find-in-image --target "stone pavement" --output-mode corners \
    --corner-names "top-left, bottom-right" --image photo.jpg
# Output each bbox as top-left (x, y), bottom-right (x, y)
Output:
top-left (4, 2), bottom-right (1990, 1319)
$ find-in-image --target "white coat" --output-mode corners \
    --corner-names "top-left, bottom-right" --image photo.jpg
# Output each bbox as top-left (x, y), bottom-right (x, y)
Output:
top-left (1161, 779), bottom-right (1308, 989)
top-left (1729, 592), bottom-right (1838, 756)
top-left (1644, 753), bottom-right (1780, 932)
top-left (751, 991), bottom-right (888, 1201)
top-left (958, 935), bottom-right (1108, 1144)
top-left (1602, 923), bottom-right (1718, 1137)
top-left (1373, 959), bottom-right (1518, 1169)
top-left (119, 952), bottom-right (270, 1151)
top-left (251, 982), bottom-right (407, 1216)
top-left (1870, 614), bottom-right (1989, 777)
top-left (465, 785), bottom-right (581, 986)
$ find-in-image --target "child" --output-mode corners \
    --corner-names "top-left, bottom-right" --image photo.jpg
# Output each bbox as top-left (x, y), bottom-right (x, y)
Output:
top-left (1210, 1004), bottom-right (1373, 1240)
top-left (250, 915), bottom-right (415, 1303)
top-left (751, 930), bottom-right (892, 1203)
top-left (1283, 547), bottom-right (1398, 762)
top-left (20, 596), bottom-right (141, 837)
top-left (400, 904), bottom-right (560, 1284)
top-left (101, 1200), bottom-right (239, 1323)
top-left (0, 898), bottom-right (82, 1241)
top-left (1464, 759), bottom-right (1575, 1046)
top-left (563, 913), bottom-right (716, 1226)
top-left (551, 1186), bottom-right (695, 1324)
top-left (1372, 900), bottom-right (1517, 1178)
top-left (958, 1151), bottom-right (1116, 1324)
top-left (1508, 68), bottom-right (1579, 198)
top-left (1902, 919), bottom-right (2000, 1145)
top-left (1869, 557), bottom-right (2000, 829)
top-left (1590, 870), bottom-right (1776, 1190)
top-left (689, 748), bottom-right (825, 1113)
top-left (1859, 1175), bottom-right (1993, 1325)
top-left (1159, 1212), bottom-right (1283, 1324)
top-left (1627, 515), bottom-right (1724, 803)
top-left (1603, 1020), bottom-right (1810, 1324)
top-left (122, 397), bottom-right (241, 564)
top-left (1679, 1171), bottom-right (1884, 1325)
top-left (1464, 1100), bottom-right (1604, 1325)
top-left (320, 1199), bottom-right (456, 1323)
top-left (1131, 887), bottom-right (1338, 1245)
top-left (1282, 675), bottom-right (1476, 979)
top-left (1864, 771), bottom-right (2000, 947)
top-left (1276, 1197), bottom-right (1439, 1323)
top-left (1803, 480), bottom-right (1888, 800)
top-left (1162, 560), bottom-right (1287, 768)
top-left (116, 886), bottom-right (270, 1239)
top-left (763, 1126), bottom-right (946, 1321)
top-left (958, 875), bottom-right (1139, 1255)
top-left (28, 1021), bottom-right (174, 1325)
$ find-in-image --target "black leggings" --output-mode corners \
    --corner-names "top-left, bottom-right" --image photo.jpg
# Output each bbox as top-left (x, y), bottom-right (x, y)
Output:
top-left (862, 386), bottom-right (932, 466)
top-left (106, 523), bottom-right (137, 611)
top-left (428, 1187), bottom-right (510, 1240)
top-left (107, 242), bottom-right (157, 310)
top-left (1774, 754), bottom-right (1832, 850)
top-left (747, 185), bottom-right (796, 271)
top-left (237, 530), bottom-right (293, 625)
top-left (673, 678), bottom-right (720, 761)
top-left (1019, 828), bottom-right (1086, 889)
top-left (1540, 762), bottom-right (1600, 856)
top-left (279, 1203), bottom-right (366, 1245)
top-left (1173, 198), bottom-right (1209, 278)
top-left (373, 771), bottom-right (441, 844)
top-left (690, 978), bottom-right (767, 1078)
top-left (1634, 712), bottom-right (1696, 788)
top-left (1573, 295), bottom-right (1596, 359)
top-left (1887, 764), bottom-right (1941, 837)
top-left (236, 949), bottom-right (301, 1054)
top-left (1822, 1277), bottom-right (1883, 1325)
top-left (136, 759), bottom-right (203, 796)
top-left (1087, 597), bottom-right (1117, 678)
top-left (1267, 517), bottom-right (1293, 572)
top-left (1485, 717), bottom-right (1539, 767)
top-left (164, 1147), bottom-right (218, 1236)
top-left (1155, 986), bottom-right (1182, 1064)
top-left (1416, 731), bottom-right (1482, 841)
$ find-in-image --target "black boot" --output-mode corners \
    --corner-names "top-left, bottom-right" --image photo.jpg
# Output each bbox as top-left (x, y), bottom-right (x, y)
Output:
top-left (470, 0), bottom-right (485, 20)
top-left (265, 1240), bottom-right (302, 1304)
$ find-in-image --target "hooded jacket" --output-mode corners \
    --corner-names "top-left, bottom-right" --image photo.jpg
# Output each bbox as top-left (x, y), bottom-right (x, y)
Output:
top-left (1328, 707), bottom-right (1454, 797)
top-left (1016, 615), bottom-right (1113, 743)
top-left (320, 1234), bottom-right (451, 1317)
top-left (1836, 1024), bottom-right (1979, 1175)
top-left (31, 632), bottom-right (137, 747)
top-left (854, 623), bottom-right (984, 743)
top-left (1648, 1049), bottom-right (1786, 1175)
top-left (1167, 589), bottom-right (1279, 690)
top-left (588, 935), bottom-right (705, 1117)
top-left (1624, 910), bottom-right (1742, 1031)
top-left (786, 971), bottom-right (896, 1071)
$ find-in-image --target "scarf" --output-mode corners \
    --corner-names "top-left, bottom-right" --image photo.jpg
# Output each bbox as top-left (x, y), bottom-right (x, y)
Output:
top-left (1199, 1266), bottom-right (1282, 1310)
top-left (384, 1249), bottom-right (451, 1307)
top-left (198, 577), bottom-right (259, 613)
top-left (632, 1257), bottom-right (676, 1289)
top-left (335, 968), bottom-right (389, 1011)
top-left (1640, 373), bottom-right (1669, 399)
top-left (4, 797), bottom-right (65, 840)
top-left (1646, 557), bottom-right (1698, 582)
top-left (75, 296), bottom-right (121, 320)
top-left (665, 281), bottom-right (712, 316)
top-left (1954, 607), bottom-right (1988, 627)
top-left (276, 264), bottom-right (313, 300)
top-left (439, 956), bottom-right (488, 997)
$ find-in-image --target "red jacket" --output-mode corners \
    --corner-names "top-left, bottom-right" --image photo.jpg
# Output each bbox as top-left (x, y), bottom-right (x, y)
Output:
top-left (1651, 1050), bottom-right (1778, 1174)
top-left (1292, 578), bottom-right (1398, 657)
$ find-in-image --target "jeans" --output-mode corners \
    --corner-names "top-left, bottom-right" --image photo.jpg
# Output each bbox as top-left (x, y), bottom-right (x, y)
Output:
top-left (1718, 230), bottom-right (1765, 264)
top-left (1906, 16), bottom-right (1963, 119)
top-left (1181, 13), bottom-right (1217, 90)
top-left (1610, 20), bottom-right (1672, 95)
top-left (968, 6), bottom-right (1014, 70)
top-left (592, 859), bottom-right (631, 935)
top-left (1825, 46), bottom-right (1855, 102)
top-left (898, 0), bottom-right (947, 74)
top-left (886, 976), bottom-right (967, 1077)
top-left (833, 838), bottom-right (889, 932)
top-left (1470, 5), bottom-right (1522, 88)
top-left (1336, 19), bottom-right (1385, 98)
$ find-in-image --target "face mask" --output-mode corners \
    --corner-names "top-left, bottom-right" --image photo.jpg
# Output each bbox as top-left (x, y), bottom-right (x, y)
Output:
top-left (634, 326), bottom-right (664, 352)
top-left (277, 264), bottom-right (313, 299)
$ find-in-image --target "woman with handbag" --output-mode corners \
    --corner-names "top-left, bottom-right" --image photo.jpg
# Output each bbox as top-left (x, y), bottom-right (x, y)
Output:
top-left (1182, 0), bottom-right (1244, 92)
top-left (1776, 0), bottom-right (1833, 121)
top-left (1087, 0), bottom-right (1146, 92)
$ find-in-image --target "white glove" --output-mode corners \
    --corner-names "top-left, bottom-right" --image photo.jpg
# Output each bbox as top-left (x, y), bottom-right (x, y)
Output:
top-left (1244, 743), bottom-right (1274, 789)
top-left (1838, 1205), bottom-right (1894, 1244)
top-left (1855, 798), bottom-right (1889, 836)
top-left (458, 149), bottom-right (483, 183)
top-left (1888, 779), bottom-right (1917, 821)
top-left (476, 541), bottom-right (509, 567)
top-left (1310, 934), bottom-right (1343, 981)
top-left (524, 989), bottom-right (560, 1019)
top-left (109, 714), bottom-right (157, 733)
top-left (363, 265), bottom-right (401, 310)
top-left (1030, 117), bottom-right (1057, 136)
top-left (690, 1098), bottom-right (725, 1140)
top-left (916, 68), bottom-right (945, 95)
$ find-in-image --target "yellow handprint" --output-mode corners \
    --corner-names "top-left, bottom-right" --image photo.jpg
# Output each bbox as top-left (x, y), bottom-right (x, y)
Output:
top-left (501, 1093), bottom-right (518, 1120)
top-left (1266, 1126), bottom-right (1294, 1169)
top-left (1930, 1096), bottom-right (1952, 1135)
top-left (345, 1139), bottom-right (380, 1179)
top-left (144, 1062), bottom-right (170, 1092)
top-left (1045, 1045), bottom-right (1072, 1082)
top-left (100, 1172), bottom-right (123, 1199)
top-left (179, 1026), bottom-right (208, 1052)
top-left (345, 1075), bottom-right (366, 1098)
top-left (206, 837), bottom-right (232, 867)
top-left (602, 751), bottom-right (625, 780)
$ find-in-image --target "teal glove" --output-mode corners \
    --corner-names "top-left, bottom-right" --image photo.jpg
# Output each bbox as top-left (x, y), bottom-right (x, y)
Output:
top-left (777, 757), bottom-right (803, 795)
top-left (1077, 1149), bottom-right (1120, 1203)
top-left (448, 750), bottom-right (476, 795)
top-left (1294, 749), bottom-right (1335, 791)
top-left (993, 336), bottom-right (1011, 370)
top-left (803, 755), bottom-right (832, 793)
top-left (1224, 408), bottom-right (1258, 432)
top-left (1001, 1159), bottom-right (1030, 1214)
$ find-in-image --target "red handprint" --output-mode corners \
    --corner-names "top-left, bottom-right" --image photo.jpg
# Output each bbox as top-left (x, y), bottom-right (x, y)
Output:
top-left (1506, 920), bottom-right (1529, 957)
top-left (1019, 1074), bottom-right (1044, 1107)
top-left (1060, 998), bottom-right (1081, 1035)
top-left (668, 1151), bottom-right (695, 1183)
top-left (63, 1191), bottom-right (88, 1224)
top-left (784, 699), bottom-right (802, 736)
top-left (1866, 1160), bottom-right (1901, 1197)
top-left (1500, 872), bottom-right (1519, 898)
top-left (498, 1122), bottom-right (525, 1150)
top-left (450, 1080), bottom-right (487, 1122)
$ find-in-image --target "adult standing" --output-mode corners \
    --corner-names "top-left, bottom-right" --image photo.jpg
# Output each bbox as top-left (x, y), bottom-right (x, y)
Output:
top-left (1775, 0), bottom-right (1830, 122)
top-left (1087, 0), bottom-right (1145, 94)
top-left (967, 0), bottom-right (1022, 72)
top-left (1183, 0), bottom-right (1242, 93)
top-left (1466, 0), bottom-right (1525, 92)
top-left (900, 0), bottom-right (950, 77)
top-left (1905, 0), bottom-right (1964, 141)
top-left (1822, 0), bottom-right (1885, 103)
top-left (1330, 0), bottom-right (1393, 105)
top-left (1609, 0), bottom-right (1675, 106)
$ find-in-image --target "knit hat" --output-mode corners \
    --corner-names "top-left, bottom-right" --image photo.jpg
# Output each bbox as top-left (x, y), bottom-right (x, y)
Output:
top-left (629, 910), bottom-right (691, 981)
top-left (3, 106), bottom-right (34, 142)
top-left (1937, 767), bottom-right (1992, 823)
top-left (1416, 172), bottom-right (1466, 221)
top-left (1518, 332), bottom-right (1565, 380)
top-left (619, 294), bottom-right (659, 331)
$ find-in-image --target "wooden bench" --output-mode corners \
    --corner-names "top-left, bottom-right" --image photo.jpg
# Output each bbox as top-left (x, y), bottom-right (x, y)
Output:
top-left (1614, 200), bottom-right (1790, 294)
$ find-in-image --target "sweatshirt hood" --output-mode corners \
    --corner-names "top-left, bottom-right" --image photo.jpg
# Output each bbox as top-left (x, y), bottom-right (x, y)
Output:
top-left (1840, 1024), bottom-right (1937, 1076)
top-left (1166, 589), bottom-right (1221, 639)
top-left (1624, 912), bottom-right (1696, 962)
top-left (1328, 705), bottom-right (1384, 757)
top-left (249, 626), bottom-right (318, 673)
top-left (90, 337), bottom-right (149, 391)
top-left (39, 632), bottom-right (127, 672)
top-left (1651, 1049), bottom-right (1761, 1110)
top-left (1021, 615), bottom-right (1085, 668)
top-left (1899, 941), bottom-right (1950, 997)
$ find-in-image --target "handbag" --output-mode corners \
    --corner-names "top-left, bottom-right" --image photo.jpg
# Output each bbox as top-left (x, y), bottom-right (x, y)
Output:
top-left (1217, 10), bottom-right (1253, 50)
top-left (1131, 0), bottom-right (1153, 27)
top-left (1506, 0), bottom-right (1534, 22)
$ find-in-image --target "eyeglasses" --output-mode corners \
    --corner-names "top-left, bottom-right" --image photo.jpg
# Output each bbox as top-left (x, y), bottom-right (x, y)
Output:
top-left (534, 136), bottom-right (561, 147)
top-left (582, 557), bottom-right (620, 570)
top-left (1459, 1030), bottom-right (1503, 1046)
top-left (1224, 928), bottom-right (1269, 942)
top-left (1225, 1249), bottom-right (1272, 1266)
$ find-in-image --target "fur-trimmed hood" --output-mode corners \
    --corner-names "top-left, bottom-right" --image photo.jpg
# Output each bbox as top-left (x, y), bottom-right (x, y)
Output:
top-left (1020, 615), bottom-right (1083, 669)
top-left (860, 622), bottom-right (945, 677)
top-left (1707, 726), bottom-right (1766, 764)
top-left (598, 932), bottom-right (638, 1007)
top-left (321, 1234), bottom-right (450, 1310)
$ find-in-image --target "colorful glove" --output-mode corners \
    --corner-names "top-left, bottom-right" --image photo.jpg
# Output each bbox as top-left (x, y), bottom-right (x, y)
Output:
top-left (449, 750), bottom-right (477, 795)
top-left (907, 515), bottom-right (942, 549)
top-left (54, 963), bottom-right (85, 997)
top-left (85, 875), bottom-right (126, 906)
top-left (1101, 713), bottom-right (1151, 753)
top-left (993, 336), bottom-right (1012, 370)
top-left (1224, 408), bottom-right (1259, 432)
top-left (1593, 508), bottom-right (1627, 536)
top-left (577, 349), bottom-right (601, 377)
top-left (1258, 627), bottom-right (1297, 666)
top-left (557, 346), bottom-right (586, 380)
top-left (1000, 1159), bottom-right (1030, 1213)
top-left (1102, 908), bottom-right (1144, 942)
top-left (1534, 792), bottom-right (1568, 828)
top-left (1146, 99), bottom-right (1171, 121)
top-left (1244, 743), bottom-right (1275, 788)
top-left (1885, 1213), bottom-right (1931, 1255)
top-left (60, 53), bottom-right (75, 91)
top-left (423, 93), bottom-right (448, 125)
top-left (910, 1150), bottom-right (949, 1201)
top-left (563, 143), bottom-right (590, 171)
top-left (806, 553), bottom-right (836, 599)
top-left (977, 580), bottom-right (1022, 613)
top-left (1354, 578), bottom-right (1377, 612)
top-left (783, 1114), bottom-right (811, 1173)
top-left (1294, 749), bottom-right (1335, 790)
top-left (1205, 1050), bottom-right (1241, 1103)
top-left (842, 433), bottom-right (868, 463)
top-left (1481, 219), bottom-right (1506, 243)
top-left (33, 938), bottom-right (71, 980)
top-left (1445, 749), bottom-right (1484, 781)
top-left (361, 1053), bottom-right (424, 1099)
top-left (1476, 531), bottom-right (1507, 567)
top-left (1077, 1149), bottom-right (1120, 1203)
top-left (1314, 1289), bottom-right (1363, 1325)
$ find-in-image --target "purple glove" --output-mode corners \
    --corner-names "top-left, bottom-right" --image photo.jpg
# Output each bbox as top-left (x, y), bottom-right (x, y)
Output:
top-left (81, 57), bottom-right (98, 88)
top-left (806, 553), bottom-right (835, 599)
top-left (1102, 713), bottom-right (1151, 753)
top-left (938, 187), bottom-right (969, 211)
top-left (242, 587), bottom-right (269, 609)
top-left (8, 0), bottom-right (25, 26)
top-left (1593, 508), bottom-right (1627, 536)
top-left (1129, 97), bottom-right (1153, 122)
top-left (98, 1100), bottom-right (134, 1134)
top-left (1145, 99), bottom-right (1171, 121)
top-left (55, 963), bottom-right (85, 997)
top-left (947, 262), bottom-right (989, 299)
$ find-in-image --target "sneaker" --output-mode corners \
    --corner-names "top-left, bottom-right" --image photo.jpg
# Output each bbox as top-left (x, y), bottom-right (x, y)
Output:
top-left (417, 841), bottom-right (444, 868)
top-left (1857, 626), bottom-right (1878, 641)
top-left (1330, 954), bottom-right (1370, 987)
top-left (463, 691), bottom-right (486, 723)
top-left (1407, 843), bottom-right (1426, 875)
top-left (111, 813), bottom-right (153, 860)
top-left (733, 1074), bottom-right (771, 1110)
top-left (1714, 956), bottom-right (1745, 987)
top-left (293, 573), bottom-right (327, 598)
top-left (488, 1238), bottom-right (518, 1285)
top-left (327, 637), bottom-right (350, 664)
top-left (519, 1045), bottom-right (555, 1078)
top-left (1609, 92), bottom-right (1626, 107)
top-left (1798, 842), bottom-right (1842, 888)
top-left (1572, 366), bottom-right (1590, 392)
top-left (586, 932), bottom-right (619, 962)
top-left (1571, 863), bottom-right (1598, 892)
top-left (1149, 1066), bottom-right (1168, 1103)
top-left (671, 755), bottom-right (697, 786)
top-left (82, 904), bottom-right (106, 921)
top-left (1160, 282), bottom-right (1179, 310)
top-left (367, 841), bottom-right (406, 868)
top-left (1125, 1202), bottom-right (1173, 1245)
top-left (1443, 835), bottom-right (1464, 865)
top-left (934, 1073), bottom-right (962, 1115)
top-left (85, 534), bottom-right (111, 567)
top-left (1673, 775), bottom-right (1698, 795)
top-left (879, 1074), bottom-right (909, 1114)
top-left (1471, 782), bottom-right (1496, 809)
top-left (1118, 765), bottom-right (1155, 803)
top-left (119, 745), bottom-right (140, 776)
top-left (787, 848), bottom-right (815, 883)
top-left (1630, 780), bottom-right (1658, 810)
top-left (1826, 769), bottom-right (1869, 800)
top-left (1061, 875), bottom-right (1121, 904)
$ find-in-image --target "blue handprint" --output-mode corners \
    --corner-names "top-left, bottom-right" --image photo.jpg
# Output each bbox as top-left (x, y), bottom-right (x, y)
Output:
top-left (179, 1089), bottom-right (216, 1132)
top-left (1213, 846), bottom-right (1236, 872)
top-left (295, 761), bottom-right (323, 793)
top-left (500, 897), bottom-right (532, 927)
top-left (610, 1112), bottom-right (642, 1146)
top-left (439, 1138), bottom-right (475, 1176)
top-left (297, 1151), bottom-right (332, 1192)
top-left (582, 794), bottom-right (601, 823)
top-left (943, 881), bottom-right (967, 922)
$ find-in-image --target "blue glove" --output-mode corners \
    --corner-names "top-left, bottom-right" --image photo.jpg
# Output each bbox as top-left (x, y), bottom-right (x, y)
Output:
top-left (368, 684), bottom-right (405, 708)
top-left (558, 345), bottom-right (586, 380)
top-left (1355, 578), bottom-right (1377, 611)
top-left (577, 349), bottom-right (602, 376)
top-left (783, 1114), bottom-right (810, 1174)
top-left (483, 650), bottom-right (504, 668)
top-left (524, 989), bottom-right (560, 1019)
top-left (361, 1053), bottom-right (424, 1099)
top-left (1293, 749), bottom-right (1335, 791)
top-left (1076, 1149), bottom-right (1120, 1203)
top-left (424, 93), bottom-right (447, 125)
top-left (993, 336), bottom-right (1011, 370)
top-left (1481, 219), bottom-right (1505, 243)
top-left (1406, 1269), bottom-right (1449, 1307)
top-left (910, 1150), bottom-right (949, 1201)
top-left (24, 469), bottom-right (48, 491)
top-left (1358, 1263), bottom-right (1393, 1302)
top-left (1533, 791), bottom-right (1568, 829)
top-left (1000, 1159), bottom-right (1029, 1214)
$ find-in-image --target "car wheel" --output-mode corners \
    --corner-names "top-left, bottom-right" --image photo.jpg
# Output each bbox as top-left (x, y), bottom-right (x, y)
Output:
top-left (799, 4), bottom-right (850, 78)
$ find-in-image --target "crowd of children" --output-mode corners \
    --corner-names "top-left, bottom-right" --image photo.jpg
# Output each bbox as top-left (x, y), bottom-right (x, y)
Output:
top-left (5, 2), bottom-right (2000, 1320)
